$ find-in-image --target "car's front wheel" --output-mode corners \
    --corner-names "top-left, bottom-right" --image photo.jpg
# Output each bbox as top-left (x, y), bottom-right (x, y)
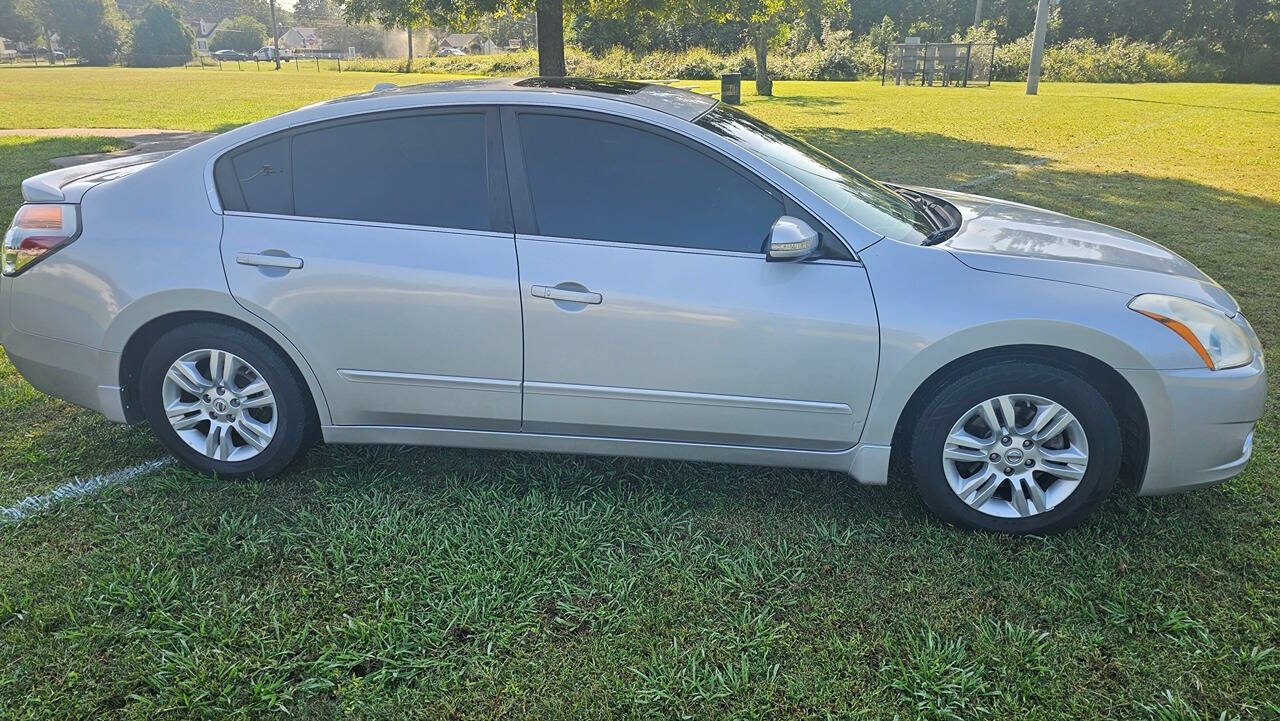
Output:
top-left (139, 323), bottom-right (314, 479)
top-left (909, 361), bottom-right (1122, 534)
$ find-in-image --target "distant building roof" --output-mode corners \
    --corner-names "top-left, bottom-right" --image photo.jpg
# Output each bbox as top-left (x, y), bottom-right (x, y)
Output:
top-left (442, 33), bottom-right (481, 48)
top-left (184, 18), bottom-right (225, 39)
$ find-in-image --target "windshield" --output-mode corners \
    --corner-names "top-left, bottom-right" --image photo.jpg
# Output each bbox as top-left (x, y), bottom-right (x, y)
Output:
top-left (696, 104), bottom-right (933, 243)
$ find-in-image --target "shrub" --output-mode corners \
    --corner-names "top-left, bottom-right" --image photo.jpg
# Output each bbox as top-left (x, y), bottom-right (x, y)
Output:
top-left (994, 35), bottom-right (1212, 83)
top-left (210, 15), bottom-right (267, 54)
top-left (129, 0), bottom-right (193, 67)
top-left (343, 34), bottom-right (1229, 84)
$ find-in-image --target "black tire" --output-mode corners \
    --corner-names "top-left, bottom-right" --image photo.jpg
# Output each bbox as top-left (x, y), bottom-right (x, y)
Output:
top-left (908, 361), bottom-right (1121, 534)
top-left (139, 322), bottom-right (315, 479)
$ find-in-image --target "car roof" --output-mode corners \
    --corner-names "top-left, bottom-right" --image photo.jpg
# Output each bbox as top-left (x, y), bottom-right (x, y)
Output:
top-left (324, 77), bottom-right (719, 122)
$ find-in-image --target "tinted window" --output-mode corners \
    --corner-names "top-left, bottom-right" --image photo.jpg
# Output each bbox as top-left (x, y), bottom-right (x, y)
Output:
top-left (697, 104), bottom-right (932, 243)
top-left (217, 112), bottom-right (492, 231)
top-left (293, 113), bottom-right (489, 229)
top-left (229, 137), bottom-right (291, 215)
top-left (519, 114), bottom-right (783, 253)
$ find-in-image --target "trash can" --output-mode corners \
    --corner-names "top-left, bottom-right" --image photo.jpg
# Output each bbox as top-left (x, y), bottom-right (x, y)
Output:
top-left (721, 73), bottom-right (741, 105)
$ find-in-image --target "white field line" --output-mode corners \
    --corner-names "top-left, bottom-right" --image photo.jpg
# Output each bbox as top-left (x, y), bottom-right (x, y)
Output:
top-left (0, 458), bottom-right (172, 522)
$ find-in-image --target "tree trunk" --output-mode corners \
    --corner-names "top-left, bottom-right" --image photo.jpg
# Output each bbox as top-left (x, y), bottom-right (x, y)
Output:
top-left (753, 29), bottom-right (772, 96)
top-left (405, 25), bottom-right (413, 72)
top-left (536, 0), bottom-right (565, 77)
top-left (805, 11), bottom-right (823, 46)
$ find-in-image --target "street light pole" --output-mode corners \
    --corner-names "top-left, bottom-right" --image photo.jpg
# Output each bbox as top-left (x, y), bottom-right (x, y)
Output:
top-left (974, 0), bottom-right (983, 27)
top-left (269, 0), bottom-right (281, 70)
top-left (1026, 0), bottom-right (1049, 94)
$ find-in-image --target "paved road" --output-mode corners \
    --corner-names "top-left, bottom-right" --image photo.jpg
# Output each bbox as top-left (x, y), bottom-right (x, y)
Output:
top-left (0, 128), bottom-right (217, 166)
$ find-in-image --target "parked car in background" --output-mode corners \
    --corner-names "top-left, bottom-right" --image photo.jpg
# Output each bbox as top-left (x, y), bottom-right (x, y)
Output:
top-left (252, 47), bottom-right (292, 62)
top-left (211, 49), bottom-right (251, 62)
top-left (35, 47), bottom-right (66, 61)
top-left (2, 78), bottom-right (1265, 534)
top-left (436, 47), bottom-right (466, 57)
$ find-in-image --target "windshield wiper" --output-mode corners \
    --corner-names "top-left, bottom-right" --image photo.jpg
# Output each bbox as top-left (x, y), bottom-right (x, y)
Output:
top-left (892, 187), bottom-right (961, 245)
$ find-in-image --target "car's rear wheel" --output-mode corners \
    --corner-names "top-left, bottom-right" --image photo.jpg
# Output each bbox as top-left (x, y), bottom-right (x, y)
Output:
top-left (139, 323), bottom-right (314, 479)
top-left (909, 361), bottom-right (1121, 534)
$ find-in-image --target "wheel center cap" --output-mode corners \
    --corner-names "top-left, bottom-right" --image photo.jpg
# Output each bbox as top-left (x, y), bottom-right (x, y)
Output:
top-left (212, 399), bottom-right (229, 413)
top-left (1005, 448), bottom-right (1025, 464)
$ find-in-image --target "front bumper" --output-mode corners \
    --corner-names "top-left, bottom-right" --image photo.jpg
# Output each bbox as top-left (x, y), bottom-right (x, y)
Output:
top-left (1121, 354), bottom-right (1266, 495)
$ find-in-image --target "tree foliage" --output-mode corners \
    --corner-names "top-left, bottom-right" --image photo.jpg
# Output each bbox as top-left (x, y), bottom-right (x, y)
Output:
top-left (129, 0), bottom-right (193, 66)
top-left (210, 14), bottom-right (267, 52)
top-left (293, 0), bottom-right (338, 24)
top-left (318, 22), bottom-right (384, 55)
top-left (32, 0), bottom-right (128, 64)
top-left (846, 0), bottom-right (1279, 81)
top-left (0, 0), bottom-right (40, 45)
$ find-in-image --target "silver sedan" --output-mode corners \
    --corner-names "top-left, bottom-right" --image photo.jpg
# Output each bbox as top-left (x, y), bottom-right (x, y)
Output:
top-left (1, 78), bottom-right (1265, 533)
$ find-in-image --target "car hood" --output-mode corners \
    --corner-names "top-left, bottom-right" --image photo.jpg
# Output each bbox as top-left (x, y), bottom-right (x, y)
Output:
top-left (921, 187), bottom-right (1239, 315)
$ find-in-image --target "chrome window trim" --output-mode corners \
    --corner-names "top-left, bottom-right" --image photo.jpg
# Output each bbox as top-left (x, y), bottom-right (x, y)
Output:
top-left (222, 210), bottom-right (515, 240)
top-left (515, 232), bottom-right (864, 267)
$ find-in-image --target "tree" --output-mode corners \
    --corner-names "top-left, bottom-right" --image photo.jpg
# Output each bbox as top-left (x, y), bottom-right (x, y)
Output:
top-left (708, 0), bottom-right (835, 95)
top-left (293, 0), bottom-right (337, 24)
top-left (0, 0), bottom-right (40, 46)
top-left (129, 0), bottom-right (193, 66)
top-left (210, 14), bottom-right (268, 53)
top-left (335, 0), bottom-right (442, 69)
top-left (43, 0), bottom-right (127, 64)
top-left (318, 22), bottom-right (383, 56)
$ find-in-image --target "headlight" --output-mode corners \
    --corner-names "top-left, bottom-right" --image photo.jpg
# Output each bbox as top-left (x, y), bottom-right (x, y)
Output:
top-left (1129, 294), bottom-right (1253, 370)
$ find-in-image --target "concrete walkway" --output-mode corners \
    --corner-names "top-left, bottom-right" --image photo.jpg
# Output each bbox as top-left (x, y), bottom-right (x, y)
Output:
top-left (1, 127), bottom-right (218, 167)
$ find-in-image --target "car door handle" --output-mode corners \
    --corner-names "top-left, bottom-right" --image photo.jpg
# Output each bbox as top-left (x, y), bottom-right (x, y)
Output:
top-left (236, 252), bottom-right (303, 270)
top-left (531, 285), bottom-right (602, 305)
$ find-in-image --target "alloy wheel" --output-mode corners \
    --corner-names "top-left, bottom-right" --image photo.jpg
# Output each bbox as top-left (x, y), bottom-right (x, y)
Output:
top-left (161, 348), bottom-right (278, 462)
top-left (941, 393), bottom-right (1089, 518)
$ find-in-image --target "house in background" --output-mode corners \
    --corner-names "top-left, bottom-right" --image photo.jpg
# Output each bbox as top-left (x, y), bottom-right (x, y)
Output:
top-left (278, 27), bottom-right (322, 51)
top-left (439, 33), bottom-right (500, 55)
top-left (185, 18), bottom-right (228, 55)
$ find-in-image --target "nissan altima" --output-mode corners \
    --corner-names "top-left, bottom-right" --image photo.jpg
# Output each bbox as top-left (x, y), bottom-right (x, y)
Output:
top-left (1, 78), bottom-right (1265, 533)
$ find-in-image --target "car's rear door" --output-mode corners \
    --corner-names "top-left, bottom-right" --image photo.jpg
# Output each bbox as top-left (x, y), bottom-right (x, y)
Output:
top-left (218, 106), bottom-right (524, 430)
top-left (504, 107), bottom-right (879, 450)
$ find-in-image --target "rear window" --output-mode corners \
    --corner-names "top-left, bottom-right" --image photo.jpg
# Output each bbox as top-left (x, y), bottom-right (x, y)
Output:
top-left (215, 112), bottom-right (491, 231)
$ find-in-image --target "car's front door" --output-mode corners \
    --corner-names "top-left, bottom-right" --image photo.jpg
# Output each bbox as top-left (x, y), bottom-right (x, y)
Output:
top-left (505, 108), bottom-right (879, 450)
top-left (218, 107), bottom-right (524, 430)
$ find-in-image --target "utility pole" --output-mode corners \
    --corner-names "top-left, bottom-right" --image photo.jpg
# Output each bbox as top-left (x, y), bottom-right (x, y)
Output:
top-left (268, 0), bottom-right (281, 69)
top-left (974, 0), bottom-right (983, 27)
top-left (1026, 0), bottom-right (1049, 94)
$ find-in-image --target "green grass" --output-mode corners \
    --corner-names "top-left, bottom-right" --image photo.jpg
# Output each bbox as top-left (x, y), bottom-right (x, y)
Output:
top-left (1, 70), bottom-right (1278, 719)
top-left (0, 65), bottom-right (474, 132)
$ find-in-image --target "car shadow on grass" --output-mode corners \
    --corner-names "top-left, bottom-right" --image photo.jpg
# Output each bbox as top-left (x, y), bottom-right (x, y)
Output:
top-left (792, 126), bottom-right (1048, 189)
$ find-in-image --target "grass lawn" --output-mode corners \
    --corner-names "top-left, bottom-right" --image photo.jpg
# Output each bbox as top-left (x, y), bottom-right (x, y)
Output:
top-left (1, 68), bottom-right (1278, 719)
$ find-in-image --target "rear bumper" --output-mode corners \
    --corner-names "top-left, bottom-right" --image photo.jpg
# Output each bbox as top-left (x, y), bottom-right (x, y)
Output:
top-left (1, 325), bottom-right (128, 423)
top-left (1121, 354), bottom-right (1266, 495)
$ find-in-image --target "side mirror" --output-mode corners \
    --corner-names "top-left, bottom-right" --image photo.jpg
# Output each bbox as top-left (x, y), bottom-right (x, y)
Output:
top-left (766, 216), bottom-right (820, 262)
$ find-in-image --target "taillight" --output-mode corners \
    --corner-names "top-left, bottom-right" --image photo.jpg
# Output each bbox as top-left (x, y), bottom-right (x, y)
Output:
top-left (2, 204), bottom-right (80, 276)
